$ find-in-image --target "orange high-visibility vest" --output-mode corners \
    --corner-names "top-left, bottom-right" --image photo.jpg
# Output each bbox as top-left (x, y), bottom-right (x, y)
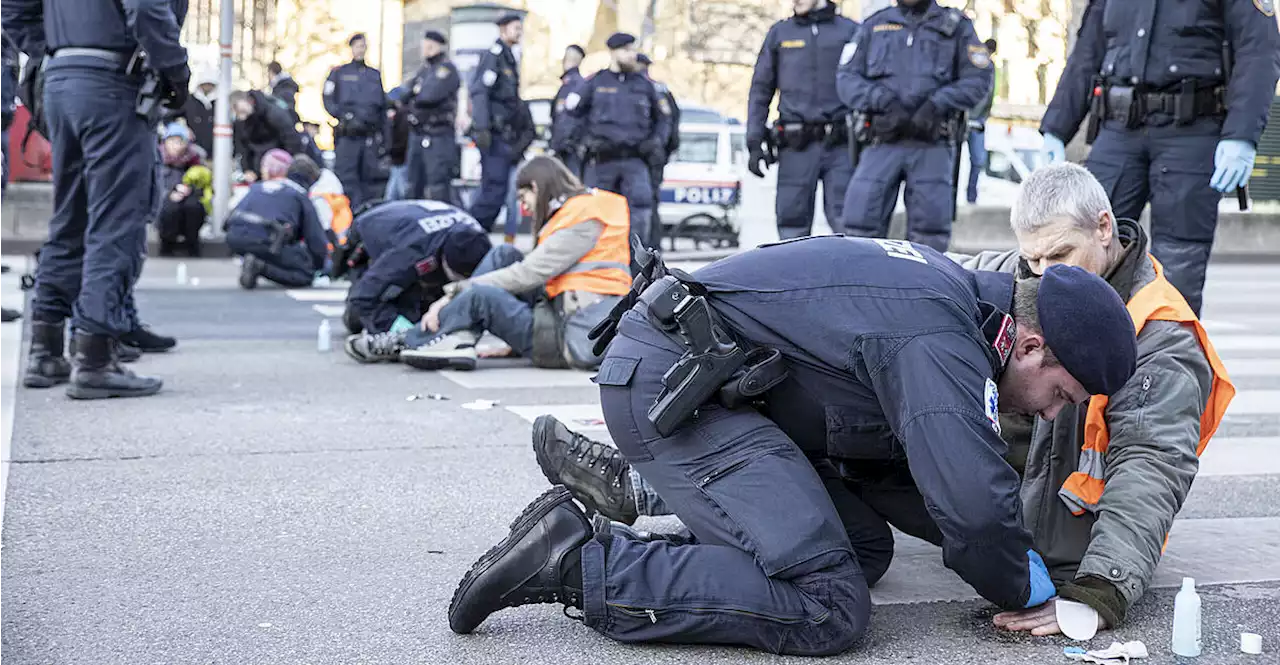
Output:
top-left (539, 189), bottom-right (632, 299)
top-left (320, 192), bottom-right (354, 245)
top-left (1058, 256), bottom-right (1235, 516)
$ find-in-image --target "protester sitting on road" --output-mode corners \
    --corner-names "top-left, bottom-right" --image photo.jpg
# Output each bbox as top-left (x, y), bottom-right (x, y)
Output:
top-left (307, 168), bottom-right (352, 265)
top-left (340, 200), bottom-right (492, 360)
top-left (231, 89), bottom-right (304, 183)
top-left (394, 156), bottom-right (631, 372)
top-left (156, 122), bottom-right (209, 258)
top-left (225, 152), bottom-right (328, 289)
top-left (533, 162), bottom-right (1234, 640)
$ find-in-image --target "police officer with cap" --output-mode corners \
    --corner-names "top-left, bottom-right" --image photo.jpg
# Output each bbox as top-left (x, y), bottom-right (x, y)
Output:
top-left (4, 0), bottom-right (189, 399)
top-left (449, 236), bottom-right (1139, 655)
top-left (341, 200), bottom-right (492, 363)
top-left (469, 13), bottom-right (526, 233)
top-left (747, 0), bottom-right (859, 238)
top-left (324, 32), bottom-right (388, 209)
top-left (550, 45), bottom-right (586, 177)
top-left (404, 30), bottom-right (461, 202)
top-left (837, 0), bottom-right (993, 251)
top-left (636, 53), bottom-right (680, 248)
top-left (1039, 0), bottom-right (1280, 316)
top-left (567, 33), bottom-right (673, 248)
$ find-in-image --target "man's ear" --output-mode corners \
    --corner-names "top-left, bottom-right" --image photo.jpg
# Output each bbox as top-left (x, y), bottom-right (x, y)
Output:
top-left (1097, 210), bottom-right (1114, 246)
top-left (1014, 330), bottom-right (1045, 361)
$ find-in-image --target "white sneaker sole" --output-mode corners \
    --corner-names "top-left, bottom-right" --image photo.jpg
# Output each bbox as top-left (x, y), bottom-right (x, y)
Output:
top-left (400, 347), bottom-right (478, 371)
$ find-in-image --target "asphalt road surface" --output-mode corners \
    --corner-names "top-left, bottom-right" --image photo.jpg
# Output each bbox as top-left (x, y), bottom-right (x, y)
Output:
top-left (3, 247), bottom-right (1279, 664)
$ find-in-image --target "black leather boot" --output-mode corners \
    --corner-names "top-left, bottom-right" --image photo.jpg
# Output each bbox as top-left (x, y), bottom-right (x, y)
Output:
top-left (70, 330), bottom-right (140, 363)
top-left (239, 256), bottom-right (261, 290)
top-left (120, 324), bottom-right (177, 352)
top-left (66, 332), bottom-right (163, 400)
top-left (22, 321), bottom-right (72, 388)
top-left (448, 486), bottom-right (591, 634)
top-left (533, 415), bottom-right (638, 525)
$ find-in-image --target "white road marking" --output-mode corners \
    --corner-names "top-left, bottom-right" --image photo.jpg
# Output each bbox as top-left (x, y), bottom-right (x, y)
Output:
top-left (1207, 336), bottom-right (1280, 352)
top-left (312, 305), bottom-right (346, 318)
top-left (1199, 437), bottom-right (1280, 476)
top-left (441, 367), bottom-right (595, 389)
top-left (285, 288), bottom-right (349, 302)
top-left (1223, 390), bottom-right (1280, 415)
top-left (505, 403), bottom-right (609, 433)
top-left (1221, 358), bottom-right (1280, 377)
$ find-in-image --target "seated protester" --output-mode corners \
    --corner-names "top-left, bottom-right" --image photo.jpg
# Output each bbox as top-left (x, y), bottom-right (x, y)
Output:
top-left (156, 122), bottom-right (209, 257)
top-left (341, 200), bottom-right (492, 361)
top-left (307, 168), bottom-right (352, 254)
top-left (397, 156), bottom-right (631, 372)
top-left (533, 163), bottom-right (1234, 640)
top-left (225, 152), bottom-right (328, 289)
top-left (231, 89), bottom-right (305, 182)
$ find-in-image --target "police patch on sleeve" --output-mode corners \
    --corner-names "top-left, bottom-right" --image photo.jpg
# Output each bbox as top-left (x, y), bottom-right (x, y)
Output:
top-left (658, 97), bottom-right (671, 115)
top-left (968, 44), bottom-right (992, 69)
top-left (984, 378), bottom-right (1001, 434)
top-left (481, 69), bottom-right (498, 87)
top-left (1256, 0), bottom-right (1275, 17)
top-left (565, 92), bottom-right (581, 110)
top-left (436, 66), bottom-right (450, 79)
top-left (840, 41), bottom-right (857, 66)
top-left (323, 80), bottom-right (335, 95)
top-left (490, 44), bottom-right (503, 55)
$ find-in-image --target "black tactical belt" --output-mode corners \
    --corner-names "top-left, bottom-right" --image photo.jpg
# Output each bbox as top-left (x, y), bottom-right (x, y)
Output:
top-left (1104, 85), bottom-right (1225, 126)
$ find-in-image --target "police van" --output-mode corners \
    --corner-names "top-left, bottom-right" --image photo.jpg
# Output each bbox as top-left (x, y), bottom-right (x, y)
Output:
top-left (658, 105), bottom-right (747, 250)
top-left (956, 122), bottom-right (1046, 207)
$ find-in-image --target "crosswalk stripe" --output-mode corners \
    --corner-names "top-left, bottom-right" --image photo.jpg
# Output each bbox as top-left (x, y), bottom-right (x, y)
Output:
top-left (505, 404), bottom-right (609, 433)
top-left (1206, 336), bottom-right (1280, 352)
top-left (284, 288), bottom-right (349, 302)
top-left (1200, 437), bottom-right (1280, 476)
top-left (1221, 358), bottom-right (1280, 377)
top-left (442, 367), bottom-right (595, 389)
top-left (312, 305), bottom-right (346, 318)
top-left (1224, 390), bottom-right (1280, 415)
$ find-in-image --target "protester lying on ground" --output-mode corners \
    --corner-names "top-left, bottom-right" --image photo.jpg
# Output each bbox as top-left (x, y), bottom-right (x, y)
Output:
top-left (340, 200), bottom-right (492, 360)
top-left (156, 122), bottom-right (209, 257)
top-left (533, 162), bottom-right (1233, 640)
top-left (224, 152), bottom-right (328, 289)
top-left (391, 156), bottom-right (631, 371)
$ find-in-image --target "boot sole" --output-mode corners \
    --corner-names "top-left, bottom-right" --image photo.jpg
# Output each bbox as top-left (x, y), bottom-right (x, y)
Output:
top-left (66, 382), bottom-right (163, 400)
top-left (530, 416), bottom-right (639, 526)
top-left (448, 485), bottom-right (574, 634)
top-left (401, 352), bottom-right (477, 372)
top-left (23, 375), bottom-right (69, 389)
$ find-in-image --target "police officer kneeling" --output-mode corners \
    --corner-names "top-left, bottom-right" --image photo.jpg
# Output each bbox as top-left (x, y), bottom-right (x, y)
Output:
top-left (225, 154), bottom-right (328, 290)
top-left (448, 236), bottom-right (1139, 655)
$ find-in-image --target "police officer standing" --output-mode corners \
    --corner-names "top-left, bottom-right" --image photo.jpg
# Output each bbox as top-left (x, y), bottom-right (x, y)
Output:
top-left (1039, 0), bottom-right (1279, 316)
top-left (4, 0), bottom-right (189, 399)
top-left (747, 0), bottom-right (859, 239)
top-left (636, 53), bottom-right (680, 249)
top-left (324, 33), bottom-right (387, 209)
top-left (837, 0), bottom-right (992, 251)
top-left (404, 30), bottom-right (460, 202)
top-left (567, 33), bottom-right (673, 248)
top-left (468, 13), bottom-right (525, 233)
top-left (550, 44), bottom-right (586, 177)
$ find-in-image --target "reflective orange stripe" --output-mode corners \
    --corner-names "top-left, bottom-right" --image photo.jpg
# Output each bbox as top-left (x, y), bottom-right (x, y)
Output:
top-left (539, 189), bottom-right (632, 299)
top-left (1060, 256), bottom-right (1236, 515)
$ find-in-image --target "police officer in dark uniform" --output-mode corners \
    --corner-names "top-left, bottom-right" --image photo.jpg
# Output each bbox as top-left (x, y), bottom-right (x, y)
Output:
top-left (567, 33), bottom-right (673, 248)
top-left (747, 0), bottom-right (859, 239)
top-left (449, 237), bottom-right (1140, 655)
top-left (4, 0), bottom-right (189, 399)
top-left (225, 156), bottom-right (328, 290)
top-left (468, 13), bottom-right (525, 233)
top-left (837, 0), bottom-right (992, 251)
top-left (1040, 0), bottom-right (1279, 316)
top-left (341, 201), bottom-right (492, 362)
top-left (636, 53), bottom-right (680, 249)
top-left (324, 33), bottom-right (387, 209)
top-left (404, 30), bottom-right (460, 202)
top-left (550, 44), bottom-right (585, 177)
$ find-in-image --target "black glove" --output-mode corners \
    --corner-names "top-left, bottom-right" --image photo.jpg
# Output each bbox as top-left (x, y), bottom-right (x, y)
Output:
top-left (909, 100), bottom-right (943, 141)
top-left (639, 138), bottom-right (663, 165)
top-left (747, 136), bottom-right (768, 178)
top-left (473, 129), bottom-right (492, 150)
top-left (161, 64), bottom-right (191, 110)
top-left (873, 100), bottom-right (912, 141)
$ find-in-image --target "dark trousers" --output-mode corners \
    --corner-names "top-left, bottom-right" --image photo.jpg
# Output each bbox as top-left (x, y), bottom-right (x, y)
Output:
top-left (405, 130), bottom-right (457, 203)
top-left (157, 195), bottom-right (206, 257)
top-left (1085, 119), bottom-right (1221, 315)
top-left (225, 226), bottom-right (316, 288)
top-left (648, 162), bottom-right (666, 249)
top-left (31, 65), bottom-right (157, 337)
top-left (470, 138), bottom-right (515, 232)
top-left (346, 245), bottom-right (433, 334)
top-left (841, 141), bottom-right (954, 252)
top-left (334, 135), bottom-right (380, 209)
top-left (584, 157), bottom-right (653, 247)
top-left (776, 142), bottom-right (854, 239)
top-left (585, 311), bottom-right (870, 656)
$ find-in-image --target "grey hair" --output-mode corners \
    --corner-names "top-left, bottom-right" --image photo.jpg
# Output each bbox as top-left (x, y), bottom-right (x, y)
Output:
top-left (1010, 162), bottom-right (1113, 235)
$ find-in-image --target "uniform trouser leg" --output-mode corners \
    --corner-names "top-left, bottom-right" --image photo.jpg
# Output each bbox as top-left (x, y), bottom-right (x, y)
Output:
top-left (561, 153), bottom-right (583, 179)
top-left (30, 98), bottom-right (89, 324)
top-left (436, 285), bottom-right (534, 357)
top-left (1084, 124), bottom-right (1152, 224)
top-left (584, 318), bottom-right (870, 655)
top-left (503, 165), bottom-right (520, 238)
top-left (648, 162), bottom-right (665, 249)
top-left (902, 143), bottom-right (956, 252)
top-left (775, 143), bottom-right (822, 239)
top-left (470, 140), bottom-right (513, 232)
top-left (966, 130), bottom-right (986, 203)
top-left (405, 135), bottom-right (427, 200)
top-left (613, 158), bottom-right (654, 248)
top-left (820, 143), bottom-right (854, 235)
top-left (347, 248), bottom-right (424, 333)
top-left (841, 143), bottom-right (905, 242)
top-left (335, 136), bottom-right (367, 209)
top-left (257, 244), bottom-right (316, 288)
top-left (423, 131), bottom-right (458, 203)
top-left (384, 165), bottom-right (408, 201)
top-left (1145, 121), bottom-right (1220, 316)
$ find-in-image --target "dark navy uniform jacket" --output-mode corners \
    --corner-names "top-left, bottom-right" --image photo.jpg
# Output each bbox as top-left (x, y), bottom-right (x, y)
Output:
top-left (747, 4), bottom-right (859, 144)
top-left (469, 40), bottom-right (522, 134)
top-left (550, 66), bottom-right (584, 154)
top-left (568, 69), bottom-right (673, 152)
top-left (3, 0), bottom-right (187, 70)
top-left (229, 180), bottom-right (328, 270)
top-left (407, 54), bottom-right (460, 135)
top-left (356, 200), bottom-right (483, 265)
top-left (323, 60), bottom-right (387, 132)
top-left (688, 235), bottom-right (1035, 609)
top-left (1041, 0), bottom-right (1280, 145)
top-left (837, 2), bottom-right (992, 115)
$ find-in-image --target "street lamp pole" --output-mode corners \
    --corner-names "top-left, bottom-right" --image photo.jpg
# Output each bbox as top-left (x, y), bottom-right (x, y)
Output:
top-left (212, 0), bottom-right (235, 234)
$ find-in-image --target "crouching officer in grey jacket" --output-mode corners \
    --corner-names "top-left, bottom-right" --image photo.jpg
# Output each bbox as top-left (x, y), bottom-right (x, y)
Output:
top-left (448, 234), bottom-right (1140, 655)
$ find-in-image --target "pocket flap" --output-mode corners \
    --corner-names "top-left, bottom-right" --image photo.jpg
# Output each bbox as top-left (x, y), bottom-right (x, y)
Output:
top-left (592, 356), bottom-right (640, 386)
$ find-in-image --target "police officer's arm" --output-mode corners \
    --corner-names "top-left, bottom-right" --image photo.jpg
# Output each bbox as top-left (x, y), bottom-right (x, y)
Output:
top-left (1221, 0), bottom-right (1280, 144)
top-left (322, 68), bottom-right (342, 121)
top-left (299, 196), bottom-right (329, 269)
top-left (868, 331), bottom-right (1037, 609)
top-left (373, 67), bottom-right (388, 120)
top-left (836, 23), bottom-right (894, 112)
top-left (1040, 0), bottom-right (1105, 142)
top-left (647, 78), bottom-right (673, 148)
top-left (2, 0), bottom-right (45, 55)
top-left (564, 74), bottom-right (595, 118)
top-left (928, 19), bottom-right (992, 113)
top-left (417, 62), bottom-right (461, 106)
top-left (746, 24), bottom-right (779, 143)
top-left (121, 0), bottom-right (186, 70)
top-left (468, 51), bottom-right (499, 131)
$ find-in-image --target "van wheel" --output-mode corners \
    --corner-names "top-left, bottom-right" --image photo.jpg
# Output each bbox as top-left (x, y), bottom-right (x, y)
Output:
top-left (669, 213), bottom-right (739, 252)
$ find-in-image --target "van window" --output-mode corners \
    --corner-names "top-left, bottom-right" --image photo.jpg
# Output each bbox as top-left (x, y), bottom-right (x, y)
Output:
top-left (730, 133), bottom-right (747, 167)
top-left (681, 108), bottom-right (724, 124)
top-left (674, 132), bottom-right (719, 164)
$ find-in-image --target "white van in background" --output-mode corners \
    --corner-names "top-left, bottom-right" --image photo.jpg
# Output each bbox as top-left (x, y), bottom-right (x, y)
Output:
top-left (657, 105), bottom-right (748, 250)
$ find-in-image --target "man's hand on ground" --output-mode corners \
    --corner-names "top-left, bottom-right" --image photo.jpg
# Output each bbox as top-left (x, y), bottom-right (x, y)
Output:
top-left (478, 345), bottom-right (513, 358)
top-left (993, 598), bottom-right (1106, 636)
top-left (422, 296), bottom-right (452, 333)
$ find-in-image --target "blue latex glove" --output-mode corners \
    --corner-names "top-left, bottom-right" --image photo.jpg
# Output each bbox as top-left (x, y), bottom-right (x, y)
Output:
top-left (1025, 549), bottom-right (1057, 608)
top-left (1210, 139), bottom-right (1256, 193)
top-left (1042, 133), bottom-right (1067, 163)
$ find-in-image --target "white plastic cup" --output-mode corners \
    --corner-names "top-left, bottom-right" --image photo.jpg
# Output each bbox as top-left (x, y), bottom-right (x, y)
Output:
top-left (1241, 632), bottom-right (1262, 655)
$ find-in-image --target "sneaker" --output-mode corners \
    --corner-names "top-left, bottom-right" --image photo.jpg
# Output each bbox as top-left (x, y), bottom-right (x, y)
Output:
top-left (120, 324), bottom-right (177, 352)
top-left (343, 329), bottom-right (407, 364)
top-left (532, 415), bottom-right (638, 525)
top-left (239, 256), bottom-right (261, 290)
top-left (400, 331), bottom-right (478, 371)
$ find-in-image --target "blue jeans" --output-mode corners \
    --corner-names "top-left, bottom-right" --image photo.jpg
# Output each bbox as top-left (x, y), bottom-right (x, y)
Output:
top-left (966, 130), bottom-right (986, 204)
top-left (404, 244), bottom-right (534, 354)
top-left (384, 164), bottom-right (408, 201)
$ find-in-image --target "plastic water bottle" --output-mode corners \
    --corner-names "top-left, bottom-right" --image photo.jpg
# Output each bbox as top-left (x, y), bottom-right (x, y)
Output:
top-left (317, 319), bottom-right (332, 352)
top-left (1172, 577), bottom-right (1202, 657)
top-left (176, 262), bottom-right (189, 285)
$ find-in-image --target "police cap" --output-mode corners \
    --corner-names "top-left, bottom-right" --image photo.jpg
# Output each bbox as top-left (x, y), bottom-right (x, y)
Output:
top-left (606, 33), bottom-right (636, 50)
top-left (636, 53), bottom-right (652, 66)
top-left (496, 13), bottom-right (522, 27)
top-left (1036, 264), bottom-right (1137, 396)
top-left (441, 226), bottom-right (493, 277)
top-left (423, 30), bottom-right (447, 45)
top-left (348, 32), bottom-right (366, 46)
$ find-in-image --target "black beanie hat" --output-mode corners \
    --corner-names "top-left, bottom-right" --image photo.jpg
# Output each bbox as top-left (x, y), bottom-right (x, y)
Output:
top-left (1037, 264), bottom-right (1137, 396)
top-left (441, 226), bottom-right (493, 277)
